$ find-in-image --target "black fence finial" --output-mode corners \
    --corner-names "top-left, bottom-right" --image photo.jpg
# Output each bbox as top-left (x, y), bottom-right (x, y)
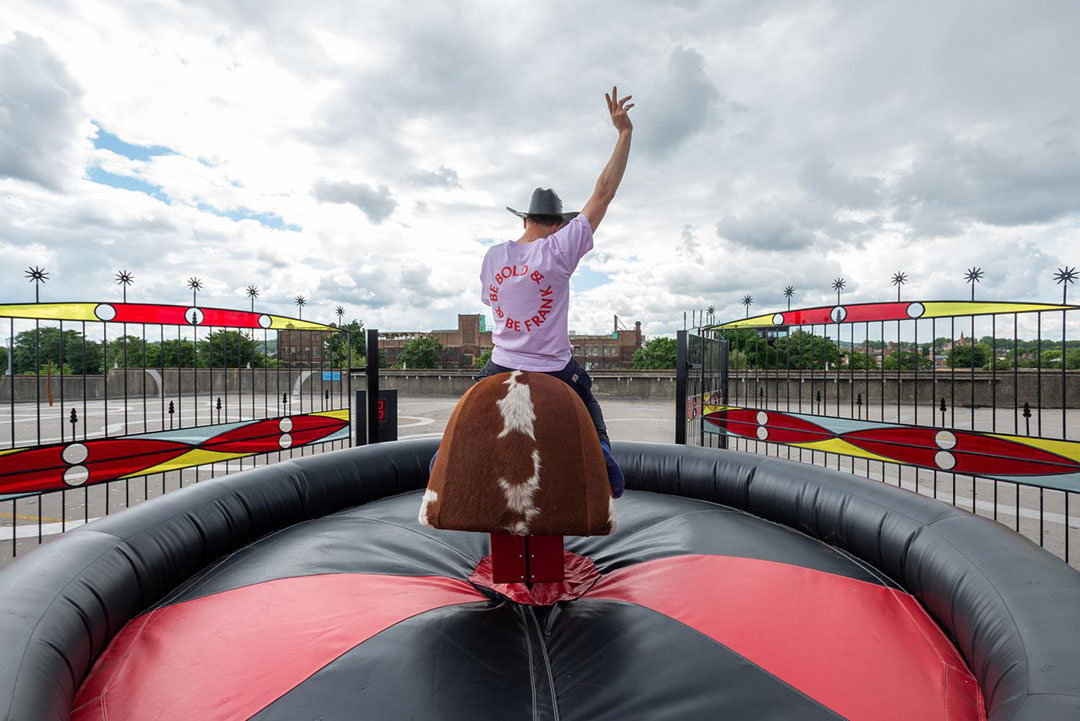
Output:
top-left (187, 277), bottom-right (203, 307)
top-left (1054, 266), bottom-right (1076, 304)
top-left (115, 270), bottom-right (134, 303)
top-left (964, 267), bottom-right (983, 301)
top-left (25, 266), bottom-right (48, 303)
top-left (891, 271), bottom-right (907, 302)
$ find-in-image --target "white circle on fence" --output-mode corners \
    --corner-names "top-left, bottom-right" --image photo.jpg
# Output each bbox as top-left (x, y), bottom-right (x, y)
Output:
top-left (258, 314), bottom-right (272, 329)
top-left (756, 426), bottom-right (769, 441)
top-left (279, 433), bottom-right (293, 449)
top-left (934, 430), bottom-right (957, 450)
top-left (64, 465), bottom-right (89, 486)
top-left (830, 306), bottom-right (847, 323)
top-left (772, 314), bottom-right (785, 326)
top-left (279, 417), bottom-right (293, 433)
top-left (62, 442), bottom-right (88, 465)
top-left (756, 411), bottom-right (769, 425)
top-left (94, 304), bottom-right (117, 321)
top-left (934, 451), bottom-right (956, 470)
top-left (906, 302), bottom-right (926, 318)
top-left (186, 307), bottom-right (205, 325)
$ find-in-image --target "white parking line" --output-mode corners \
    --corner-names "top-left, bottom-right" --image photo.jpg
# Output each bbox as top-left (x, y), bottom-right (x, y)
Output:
top-left (7, 517), bottom-right (99, 539)
top-left (398, 416), bottom-right (436, 428)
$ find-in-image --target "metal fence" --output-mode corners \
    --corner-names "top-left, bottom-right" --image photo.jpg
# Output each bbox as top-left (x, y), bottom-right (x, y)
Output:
top-left (0, 292), bottom-right (360, 558)
top-left (679, 289), bottom-right (1080, 569)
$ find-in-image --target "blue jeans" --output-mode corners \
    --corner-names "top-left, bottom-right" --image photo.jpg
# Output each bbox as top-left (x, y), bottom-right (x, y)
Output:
top-left (477, 358), bottom-right (610, 445)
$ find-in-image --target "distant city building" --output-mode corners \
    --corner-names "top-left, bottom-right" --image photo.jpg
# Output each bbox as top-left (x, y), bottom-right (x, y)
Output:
top-left (380, 315), bottom-right (644, 370)
top-left (381, 314), bottom-right (492, 369)
top-left (570, 321), bottom-right (643, 370)
top-left (276, 328), bottom-right (329, 368)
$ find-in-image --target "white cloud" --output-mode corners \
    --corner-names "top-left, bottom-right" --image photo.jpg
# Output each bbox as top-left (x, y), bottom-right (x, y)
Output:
top-left (0, 0), bottom-right (1077, 338)
top-left (0, 32), bottom-right (89, 190)
top-left (312, 179), bottom-right (397, 224)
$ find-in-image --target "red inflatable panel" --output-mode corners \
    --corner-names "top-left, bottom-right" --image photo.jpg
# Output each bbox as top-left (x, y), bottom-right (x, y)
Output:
top-left (71, 574), bottom-right (487, 721)
top-left (588, 554), bottom-right (985, 721)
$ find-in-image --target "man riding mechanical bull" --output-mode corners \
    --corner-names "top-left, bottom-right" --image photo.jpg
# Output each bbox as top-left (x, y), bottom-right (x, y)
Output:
top-left (476, 87), bottom-right (634, 498)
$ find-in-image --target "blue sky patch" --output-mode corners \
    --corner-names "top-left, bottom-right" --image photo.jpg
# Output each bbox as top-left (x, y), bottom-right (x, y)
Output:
top-left (93, 123), bottom-right (174, 161)
top-left (196, 203), bottom-right (301, 232)
top-left (573, 267), bottom-right (612, 292)
top-left (86, 166), bottom-right (170, 203)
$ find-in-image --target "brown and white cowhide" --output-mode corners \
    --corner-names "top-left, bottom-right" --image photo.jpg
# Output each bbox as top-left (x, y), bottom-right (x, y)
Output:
top-left (420, 371), bottom-right (616, 536)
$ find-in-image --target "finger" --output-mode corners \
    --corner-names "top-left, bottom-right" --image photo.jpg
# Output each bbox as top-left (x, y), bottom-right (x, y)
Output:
top-left (624, 103), bottom-right (634, 110)
top-left (619, 94), bottom-right (632, 105)
top-left (612, 85), bottom-right (617, 102)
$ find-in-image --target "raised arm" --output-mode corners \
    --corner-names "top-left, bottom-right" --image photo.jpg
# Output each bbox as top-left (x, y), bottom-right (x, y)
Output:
top-left (580, 86), bottom-right (634, 232)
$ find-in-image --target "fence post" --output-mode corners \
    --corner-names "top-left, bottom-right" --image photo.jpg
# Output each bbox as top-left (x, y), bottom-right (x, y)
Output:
top-left (719, 338), bottom-right (730, 450)
top-left (366, 328), bottom-right (380, 443)
top-left (675, 330), bottom-right (688, 444)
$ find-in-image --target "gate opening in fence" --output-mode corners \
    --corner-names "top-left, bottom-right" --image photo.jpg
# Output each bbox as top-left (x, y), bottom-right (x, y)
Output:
top-left (679, 294), bottom-right (1079, 569)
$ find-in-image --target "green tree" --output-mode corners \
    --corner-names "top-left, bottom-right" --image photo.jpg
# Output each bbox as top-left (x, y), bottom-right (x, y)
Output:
top-left (633, 337), bottom-right (677, 369)
top-left (40, 361), bottom-right (74, 375)
top-left (396, 335), bottom-right (442, 369)
top-left (770, 330), bottom-right (841, 370)
top-left (718, 329), bottom-right (772, 368)
top-left (474, 347), bottom-right (493, 369)
top-left (1068, 348), bottom-right (1080, 370)
top-left (0, 344), bottom-right (7, 373)
top-left (728, 349), bottom-right (749, 370)
top-left (883, 350), bottom-right (932, 371)
top-left (1040, 349), bottom-right (1063, 367)
top-left (846, 351), bottom-right (878, 370)
top-left (105, 335), bottom-right (147, 368)
top-left (12, 328), bottom-right (103, 374)
top-left (146, 339), bottom-right (197, 368)
top-left (947, 343), bottom-right (991, 369)
top-left (196, 330), bottom-right (262, 368)
top-left (325, 320), bottom-right (366, 368)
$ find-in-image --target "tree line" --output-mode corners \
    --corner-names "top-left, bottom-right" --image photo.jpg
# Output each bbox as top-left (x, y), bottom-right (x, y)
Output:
top-left (386, 335), bottom-right (681, 370)
top-left (721, 330), bottom-right (1080, 371)
top-left (0, 322), bottom-right (367, 375)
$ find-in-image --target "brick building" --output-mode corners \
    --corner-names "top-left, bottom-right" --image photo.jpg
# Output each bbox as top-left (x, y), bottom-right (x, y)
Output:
top-left (381, 314), bottom-right (493, 369)
top-left (380, 315), bottom-right (645, 370)
top-left (570, 321), bottom-right (643, 370)
top-left (276, 329), bottom-right (329, 368)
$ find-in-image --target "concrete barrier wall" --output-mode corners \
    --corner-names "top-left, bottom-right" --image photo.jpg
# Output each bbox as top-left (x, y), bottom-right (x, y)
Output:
top-left (728, 370), bottom-right (1080, 409)
top-left (377, 370), bottom-right (678, 399)
top-left (0, 369), bottom-right (346, 403)
top-left (2, 368), bottom-right (1076, 407)
top-left (378, 369), bottom-right (1079, 407)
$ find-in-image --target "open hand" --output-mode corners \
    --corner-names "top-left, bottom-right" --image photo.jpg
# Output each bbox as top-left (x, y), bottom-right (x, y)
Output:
top-left (605, 86), bottom-right (634, 134)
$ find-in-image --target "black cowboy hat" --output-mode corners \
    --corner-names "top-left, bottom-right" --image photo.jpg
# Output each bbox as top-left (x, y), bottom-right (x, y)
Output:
top-left (506, 188), bottom-right (579, 222)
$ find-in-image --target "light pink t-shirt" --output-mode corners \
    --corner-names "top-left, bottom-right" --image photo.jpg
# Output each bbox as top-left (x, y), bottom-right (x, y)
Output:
top-left (480, 214), bottom-right (594, 371)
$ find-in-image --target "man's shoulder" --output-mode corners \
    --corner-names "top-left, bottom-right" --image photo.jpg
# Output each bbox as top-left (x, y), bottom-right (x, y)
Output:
top-left (552, 214), bottom-right (593, 242)
top-left (482, 241), bottom-right (510, 258)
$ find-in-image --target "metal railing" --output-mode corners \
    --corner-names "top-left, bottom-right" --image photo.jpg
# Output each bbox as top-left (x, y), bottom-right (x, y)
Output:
top-left (679, 293), bottom-right (1080, 569)
top-left (0, 294), bottom-right (364, 558)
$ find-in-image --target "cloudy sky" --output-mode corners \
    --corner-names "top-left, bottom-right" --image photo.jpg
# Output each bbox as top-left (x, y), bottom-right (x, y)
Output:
top-left (1, 0), bottom-right (1078, 337)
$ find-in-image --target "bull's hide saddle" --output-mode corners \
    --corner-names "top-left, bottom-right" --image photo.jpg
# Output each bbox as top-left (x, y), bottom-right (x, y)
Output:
top-left (420, 371), bottom-right (616, 537)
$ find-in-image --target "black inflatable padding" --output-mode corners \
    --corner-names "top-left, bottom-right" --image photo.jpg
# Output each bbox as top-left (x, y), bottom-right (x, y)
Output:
top-left (0, 439), bottom-right (1078, 721)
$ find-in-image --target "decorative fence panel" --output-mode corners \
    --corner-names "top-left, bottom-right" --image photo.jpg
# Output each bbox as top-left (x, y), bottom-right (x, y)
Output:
top-left (1, 298), bottom-right (354, 558)
top-left (681, 293), bottom-right (1079, 569)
